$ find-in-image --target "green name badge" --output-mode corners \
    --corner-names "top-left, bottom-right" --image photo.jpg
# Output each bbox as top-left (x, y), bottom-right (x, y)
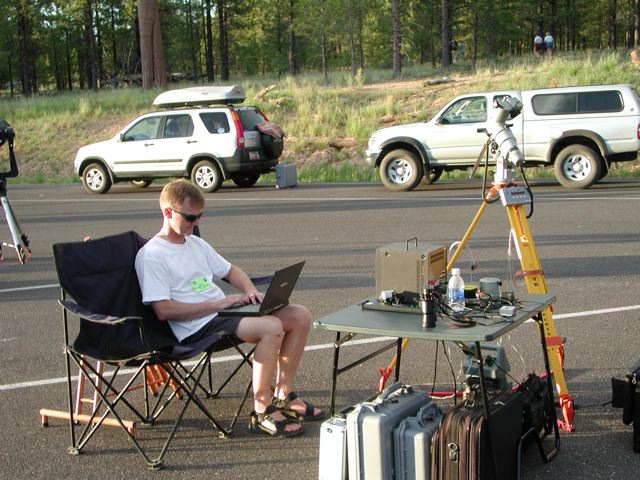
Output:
top-left (191, 277), bottom-right (211, 292)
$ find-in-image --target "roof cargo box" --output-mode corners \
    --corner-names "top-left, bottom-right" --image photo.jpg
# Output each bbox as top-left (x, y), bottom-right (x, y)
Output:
top-left (153, 85), bottom-right (246, 108)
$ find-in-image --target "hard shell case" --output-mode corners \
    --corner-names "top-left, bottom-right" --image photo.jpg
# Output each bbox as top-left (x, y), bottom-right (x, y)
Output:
top-left (394, 402), bottom-right (443, 480)
top-left (318, 412), bottom-right (349, 480)
top-left (346, 383), bottom-right (430, 480)
top-left (432, 389), bottom-right (523, 480)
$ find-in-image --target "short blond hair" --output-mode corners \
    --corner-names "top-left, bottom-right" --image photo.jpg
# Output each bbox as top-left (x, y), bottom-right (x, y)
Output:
top-left (159, 179), bottom-right (205, 210)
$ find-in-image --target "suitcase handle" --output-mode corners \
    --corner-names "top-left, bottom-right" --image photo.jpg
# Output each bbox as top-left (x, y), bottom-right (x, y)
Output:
top-left (377, 382), bottom-right (411, 403)
top-left (405, 237), bottom-right (418, 250)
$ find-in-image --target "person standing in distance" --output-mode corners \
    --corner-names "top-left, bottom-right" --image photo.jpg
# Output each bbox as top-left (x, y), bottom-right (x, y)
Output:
top-left (544, 32), bottom-right (554, 57)
top-left (533, 33), bottom-right (543, 56)
top-left (135, 179), bottom-right (323, 437)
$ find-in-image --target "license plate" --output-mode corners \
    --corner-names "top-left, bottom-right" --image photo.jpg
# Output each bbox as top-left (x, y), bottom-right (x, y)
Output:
top-left (249, 151), bottom-right (260, 160)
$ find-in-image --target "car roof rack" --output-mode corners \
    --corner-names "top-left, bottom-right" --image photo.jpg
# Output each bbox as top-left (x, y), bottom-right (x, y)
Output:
top-left (153, 85), bottom-right (246, 108)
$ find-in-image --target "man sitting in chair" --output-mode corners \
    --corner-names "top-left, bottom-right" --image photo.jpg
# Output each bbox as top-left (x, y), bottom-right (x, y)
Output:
top-left (135, 179), bottom-right (323, 437)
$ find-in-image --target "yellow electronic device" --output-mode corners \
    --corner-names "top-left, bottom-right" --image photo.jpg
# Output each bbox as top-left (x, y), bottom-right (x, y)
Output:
top-left (375, 239), bottom-right (447, 294)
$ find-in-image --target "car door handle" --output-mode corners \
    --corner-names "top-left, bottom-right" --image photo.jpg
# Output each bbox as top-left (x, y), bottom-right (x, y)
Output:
top-left (144, 142), bottom-right (155, 146)
top-left (186, 139), bottom-right (198, 144)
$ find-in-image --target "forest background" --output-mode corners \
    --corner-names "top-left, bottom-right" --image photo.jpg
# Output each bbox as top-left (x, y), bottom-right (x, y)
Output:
top-left (1, 0), bottom-right (640, 183)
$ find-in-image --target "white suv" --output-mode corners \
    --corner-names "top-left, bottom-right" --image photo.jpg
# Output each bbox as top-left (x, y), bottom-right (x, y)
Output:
top-left (74, 86), bottom-right (283, 194)
top-left (366, 84), bottom-right (640, 190)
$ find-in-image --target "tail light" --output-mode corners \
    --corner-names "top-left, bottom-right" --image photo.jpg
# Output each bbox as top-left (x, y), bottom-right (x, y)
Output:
top-left (230, 110), bottom-right (245, 148)
top-left (637, 123), bottom-right (640, 140)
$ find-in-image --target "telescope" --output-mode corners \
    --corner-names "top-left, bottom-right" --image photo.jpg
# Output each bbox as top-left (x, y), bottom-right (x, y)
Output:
top-left (486, 97), bottom-right (524, 185)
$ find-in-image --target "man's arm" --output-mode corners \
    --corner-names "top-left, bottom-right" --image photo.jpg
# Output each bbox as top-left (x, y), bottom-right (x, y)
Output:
top-left (224, 264), bottom-right (264, 303)
top-left (151, 293), bottom-right (250, 322)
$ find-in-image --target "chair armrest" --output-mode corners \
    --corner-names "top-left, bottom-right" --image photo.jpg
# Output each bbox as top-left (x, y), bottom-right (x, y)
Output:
top-left (58, 299), bottom-right (143, 326)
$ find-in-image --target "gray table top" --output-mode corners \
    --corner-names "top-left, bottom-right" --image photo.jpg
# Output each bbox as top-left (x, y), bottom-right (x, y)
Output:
top-left (314, 293), bottom-right (555, 342)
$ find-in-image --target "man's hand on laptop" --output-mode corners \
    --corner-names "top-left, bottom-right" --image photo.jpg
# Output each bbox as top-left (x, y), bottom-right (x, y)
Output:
top-left (219, 293), bottom-right (254, 309)
top-left (244, 289), bottom-right (264, 304)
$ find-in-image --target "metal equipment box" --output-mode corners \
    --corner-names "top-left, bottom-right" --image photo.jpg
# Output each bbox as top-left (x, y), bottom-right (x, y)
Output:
top-left (276, 163), bottom-right (297, 188)
top-left (375, 240), bottom-right (446, 295)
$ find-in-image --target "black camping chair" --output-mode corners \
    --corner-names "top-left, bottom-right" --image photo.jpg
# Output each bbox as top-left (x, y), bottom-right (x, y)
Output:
top-left (52, 230), bottom-right (258, 469)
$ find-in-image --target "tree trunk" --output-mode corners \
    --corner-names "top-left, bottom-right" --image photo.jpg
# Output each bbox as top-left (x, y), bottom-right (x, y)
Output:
top-left (348, 0), bottom-right (357, 77)
top-left (441, 0), bottom-right (450, 68)
top-left (392, 0), bottom-right (401, 77)
top-left (187, 0), bottom-right (199, 82)
top-left (288, 0), bottom-right (297, 75)
top-left (137, 0), bottom-right (167, 89)
top-left (609, 0), bottom-right (617, 48)
top-left (17, 3), bottom-right (34, 96)
top-left (320, 0), bottom-right (328, 81)
top-left (218, 0), bottom-right (229, 81)
top-left (84, 0), bottom-right (98, 90)
top-left (205, 0), bottom-right (215, 81)
top-left (356, 0), bottom-right (364, 70)
top-left (636, 0), bottom-right (640, 48)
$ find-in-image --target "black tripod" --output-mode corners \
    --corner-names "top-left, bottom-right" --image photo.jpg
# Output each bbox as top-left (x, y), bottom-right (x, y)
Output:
top-left (0, 121), bottom-right (31, 264)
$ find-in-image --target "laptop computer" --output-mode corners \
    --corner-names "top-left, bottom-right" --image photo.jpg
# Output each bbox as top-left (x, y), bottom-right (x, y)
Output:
top-left (217, 261), bottom-right (305, 317)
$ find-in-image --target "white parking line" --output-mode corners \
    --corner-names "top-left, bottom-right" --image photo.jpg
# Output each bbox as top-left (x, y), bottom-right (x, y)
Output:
top-left (1, 304), bottom-right (639, 393)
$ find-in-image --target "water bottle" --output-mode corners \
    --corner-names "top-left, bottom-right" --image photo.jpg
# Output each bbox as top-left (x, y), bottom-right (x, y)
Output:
top-left (447, 268), bottom-right (465, 313)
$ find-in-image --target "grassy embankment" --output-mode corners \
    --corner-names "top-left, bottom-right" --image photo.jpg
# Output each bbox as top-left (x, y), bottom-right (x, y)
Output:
top-left (1, 50), bottom-right (639, 184)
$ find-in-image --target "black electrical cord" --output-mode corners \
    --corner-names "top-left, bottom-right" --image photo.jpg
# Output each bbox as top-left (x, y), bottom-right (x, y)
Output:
top-left (519, 164), bottom-right (535, 218)
top-left (441, 340), bottom-right (458, 404)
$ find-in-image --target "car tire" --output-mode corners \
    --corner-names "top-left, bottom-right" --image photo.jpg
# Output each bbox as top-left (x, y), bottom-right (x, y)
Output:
top-left (82, 162), bottom-right (112, 194)
top-left (379, 149), bottom-right (424, 191)
top-left (422, 167), bottom-right (443, 185)
top-left (232, 175), bottom-right (260, 188)
top-left (553, 145), bottom-right (602, 189)
top-left (191, 160), bottom-right (223, 193)
top-left (262, 133), bottom-right (284, 159)
top-left (129, 179), bottom-right (153, 188)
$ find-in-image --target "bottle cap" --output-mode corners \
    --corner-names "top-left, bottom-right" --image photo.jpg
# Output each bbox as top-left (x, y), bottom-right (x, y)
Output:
top-left (451, 268), bottom-right (460, 275)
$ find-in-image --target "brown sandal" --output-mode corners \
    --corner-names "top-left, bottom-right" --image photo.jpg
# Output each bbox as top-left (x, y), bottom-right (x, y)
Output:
top-left (272, 391), bottom-right (325, 422)
top-left (249, 405), bottom-right (304, 437)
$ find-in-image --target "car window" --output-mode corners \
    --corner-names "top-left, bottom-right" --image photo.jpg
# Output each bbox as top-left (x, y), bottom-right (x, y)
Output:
top-left (236, 107), bottom-right (267, 130)
top-left (532, 93), bottom-right (577, 115)
top-left (162, 114), bottom-right (192, 139)
top-left (122, 117), bottom-right (162, 141)
top-left (200, 112), bottom-right (230, 134)
top-left (439, 97), bottom-right (487, 124)
top-left (577, 91), bottom-right (623, 113)
top-left (531, 91), bottom-right (623, 115)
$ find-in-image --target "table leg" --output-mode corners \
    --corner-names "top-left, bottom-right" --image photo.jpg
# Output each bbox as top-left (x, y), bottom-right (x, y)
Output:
top-left (393, 338), bottom-right (403, 383)
top-left (330, 332), bottom-right (341, 416)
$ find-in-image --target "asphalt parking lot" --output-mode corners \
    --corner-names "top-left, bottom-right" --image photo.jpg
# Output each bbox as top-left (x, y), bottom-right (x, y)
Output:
top-left (0, 179), bottom-right (639, 479)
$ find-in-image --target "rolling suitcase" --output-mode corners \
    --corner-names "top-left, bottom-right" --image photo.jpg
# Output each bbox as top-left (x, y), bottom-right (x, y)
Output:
top-left (432, 389), bottom-right (523, 480)
top-left (612, 359), bottom-right (640, 452)
top-left (318, 409), bottom-right (351, 480)
top-left (394, 402), bottom-right (443, 480)
top-left (347, 383), bottom-right (430, 480)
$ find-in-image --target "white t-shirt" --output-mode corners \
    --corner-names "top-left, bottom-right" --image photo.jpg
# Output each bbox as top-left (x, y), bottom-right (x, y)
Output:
top-left (135, 235), bottom-right (231, 341)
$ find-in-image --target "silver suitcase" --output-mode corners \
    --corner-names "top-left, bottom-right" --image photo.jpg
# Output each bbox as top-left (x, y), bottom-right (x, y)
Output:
top-left (347, 383), bottom-right (430, 480)
top-left (318, 414), bottom-right (349, 480)
top-left (276, 163), bottom-right (297, 188)
top-left (393, 402), bottom-right (443, 480)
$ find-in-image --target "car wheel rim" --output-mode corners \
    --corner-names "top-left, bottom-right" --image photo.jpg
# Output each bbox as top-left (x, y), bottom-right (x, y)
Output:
top-left (387, 159), bottom-right (413, 184)
top-left (86, 169), bottom-right (103, 190)
top-left (563, 154), bottom-right (591, 181)
top-left (195, 167), bottom-right (215, 187)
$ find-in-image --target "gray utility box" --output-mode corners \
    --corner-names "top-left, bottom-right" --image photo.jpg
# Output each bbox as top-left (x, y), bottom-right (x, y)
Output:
top-left (375, 239), bottom-right (447, 295)
top-left (276, 163), bottom-right (297, 188)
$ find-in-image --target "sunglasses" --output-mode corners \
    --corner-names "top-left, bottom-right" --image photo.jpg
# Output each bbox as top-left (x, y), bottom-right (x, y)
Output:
top-left (172, 208), bottom-right (204, 223)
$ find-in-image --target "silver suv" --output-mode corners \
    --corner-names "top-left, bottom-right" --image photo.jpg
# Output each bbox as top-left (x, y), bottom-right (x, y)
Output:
top-left (74, 86), bottom-right (283, 194)
top-left (366, 84), bottom-right (640, 190)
